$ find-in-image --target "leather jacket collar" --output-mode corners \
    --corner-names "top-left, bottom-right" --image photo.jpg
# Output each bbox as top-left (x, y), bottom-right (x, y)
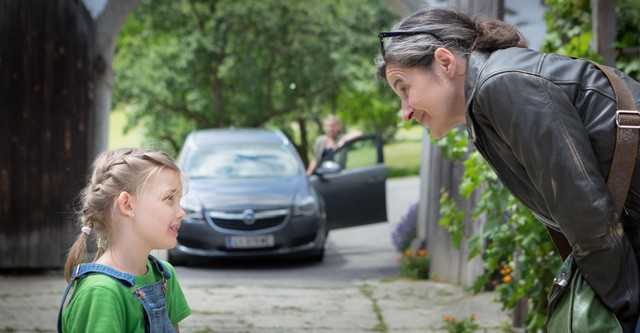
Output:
top-left (464, 51), bottom-right (491, 143)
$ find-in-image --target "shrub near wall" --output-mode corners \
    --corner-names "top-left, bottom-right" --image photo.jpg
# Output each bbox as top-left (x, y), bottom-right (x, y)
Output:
top-left (437, 129), bottom-right (561, 331)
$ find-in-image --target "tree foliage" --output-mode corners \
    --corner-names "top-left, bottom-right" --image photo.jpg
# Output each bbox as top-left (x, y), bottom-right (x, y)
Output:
top-left (541, 0), bottom-right (640, 79)
top-left (113, 0), bottom-right (399, 156)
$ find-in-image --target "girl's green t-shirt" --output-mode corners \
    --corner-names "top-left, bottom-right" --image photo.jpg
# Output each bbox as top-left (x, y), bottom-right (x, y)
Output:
top-left (62, 259), bottom-right (191, 333)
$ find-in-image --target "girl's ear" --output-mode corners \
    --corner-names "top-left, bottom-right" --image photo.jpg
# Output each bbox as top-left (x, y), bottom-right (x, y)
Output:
top-left (433, 47), bottom-right (458, 78)
top-left (116, 192), bottom-right (135, 217)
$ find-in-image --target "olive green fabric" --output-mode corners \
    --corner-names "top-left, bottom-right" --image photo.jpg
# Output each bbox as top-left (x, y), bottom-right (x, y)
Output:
top-left (547, 255), bottom-right (622, 333)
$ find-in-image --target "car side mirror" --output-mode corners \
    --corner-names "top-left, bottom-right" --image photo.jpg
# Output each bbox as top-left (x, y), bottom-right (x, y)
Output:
top-left (314, 160), bottom-right (341, 175)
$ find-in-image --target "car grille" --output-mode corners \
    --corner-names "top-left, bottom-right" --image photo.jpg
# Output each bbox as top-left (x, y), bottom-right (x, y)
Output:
top-left (208, 208), bottom-right (289, 231)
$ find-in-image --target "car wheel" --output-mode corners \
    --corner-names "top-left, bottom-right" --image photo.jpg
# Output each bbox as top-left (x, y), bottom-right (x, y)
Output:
top-left (167, 251), bottom-right (188, 266)
top-left (307, 247), bottom-right (325, 263)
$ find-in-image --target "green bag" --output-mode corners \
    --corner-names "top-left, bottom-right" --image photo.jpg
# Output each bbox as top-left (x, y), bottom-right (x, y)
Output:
top-left (546, 254), bottom-right (622, 333)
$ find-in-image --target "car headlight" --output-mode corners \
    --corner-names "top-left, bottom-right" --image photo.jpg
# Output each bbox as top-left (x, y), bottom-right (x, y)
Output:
top-left (183, 208), bottom-right (206, 224)
top-left (293, 193), bottom-right (319, 217)
top-left (180, 194), bottom-right (206, 224)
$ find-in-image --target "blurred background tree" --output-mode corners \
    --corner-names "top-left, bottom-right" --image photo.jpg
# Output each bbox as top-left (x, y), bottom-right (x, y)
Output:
top-left (541, 0), bottom-right (640, 79)
top-left (113, 0), bottom-right (400, 160)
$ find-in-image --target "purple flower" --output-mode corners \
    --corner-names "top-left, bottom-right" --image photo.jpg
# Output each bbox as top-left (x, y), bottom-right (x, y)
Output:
top-left (392, 202), bottom-right (419, 252)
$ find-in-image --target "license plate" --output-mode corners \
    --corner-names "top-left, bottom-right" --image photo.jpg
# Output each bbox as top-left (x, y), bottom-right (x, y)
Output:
top-left (225, 235), bottom-right (275, 249)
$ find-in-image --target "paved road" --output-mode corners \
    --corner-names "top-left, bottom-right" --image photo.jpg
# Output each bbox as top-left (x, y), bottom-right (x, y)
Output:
top-left (173, 222), bottom-right (400, 289)
top-left (171, 175), bottom-right (421, 289)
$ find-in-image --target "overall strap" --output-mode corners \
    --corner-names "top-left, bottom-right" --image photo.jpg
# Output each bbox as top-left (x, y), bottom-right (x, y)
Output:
top-left (57, 264), bottom-right (136, 333)
top-left (547, 61), bottom-right (640, 260)
top-left (148, 255), bottom-right (172, 280)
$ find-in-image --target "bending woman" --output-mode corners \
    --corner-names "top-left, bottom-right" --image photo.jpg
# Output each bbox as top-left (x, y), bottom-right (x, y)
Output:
top-left (376, 6), bottom-right (640, 332)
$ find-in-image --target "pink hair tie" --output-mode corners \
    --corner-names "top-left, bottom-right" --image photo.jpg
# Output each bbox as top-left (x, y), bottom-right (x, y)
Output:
top-left (81, 226), bottom-right (92, 235)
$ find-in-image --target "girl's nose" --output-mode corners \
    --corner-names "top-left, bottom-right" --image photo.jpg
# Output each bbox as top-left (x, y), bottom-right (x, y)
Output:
top-left (177, 207), bottom-right (186, 220)
top-left (401, 101), bottom-right (414, 122)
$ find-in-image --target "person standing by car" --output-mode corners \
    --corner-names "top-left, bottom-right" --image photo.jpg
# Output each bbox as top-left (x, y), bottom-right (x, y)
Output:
top-left (376, 6), bottom-right (640, 332)
top-left (306, 114), bottom-right (362, 175)
top-left (57, 148), bottom-right (191, 332)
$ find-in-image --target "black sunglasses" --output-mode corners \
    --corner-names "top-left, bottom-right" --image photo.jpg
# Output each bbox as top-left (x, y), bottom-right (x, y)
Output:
top-left (378, 31), bottom-right (444, 58)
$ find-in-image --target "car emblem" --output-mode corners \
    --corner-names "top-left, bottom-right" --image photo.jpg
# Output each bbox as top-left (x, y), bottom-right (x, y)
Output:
top-left (242, 209), bottom-right (256, 225)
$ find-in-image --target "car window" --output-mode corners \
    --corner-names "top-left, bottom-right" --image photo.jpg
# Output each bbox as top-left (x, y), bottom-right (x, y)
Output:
top-left (184, 144), bottom-right (301, 179)
top-left (329, 138), bottom-right (378, 170)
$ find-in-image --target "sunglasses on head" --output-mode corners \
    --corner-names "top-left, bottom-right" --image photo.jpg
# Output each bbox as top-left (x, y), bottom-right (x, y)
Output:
top-left (378, 30), bottom-right (444, 58)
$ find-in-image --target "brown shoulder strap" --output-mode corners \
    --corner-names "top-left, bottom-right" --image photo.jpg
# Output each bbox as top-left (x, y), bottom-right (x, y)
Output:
top-left (548, 61), bottom-right (640, 260)
top-left (592, 62), bottom-right (640, 216)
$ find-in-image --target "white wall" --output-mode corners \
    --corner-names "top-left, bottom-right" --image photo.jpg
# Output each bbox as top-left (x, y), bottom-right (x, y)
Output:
top-left (504, 0), bottom-right (547, 51)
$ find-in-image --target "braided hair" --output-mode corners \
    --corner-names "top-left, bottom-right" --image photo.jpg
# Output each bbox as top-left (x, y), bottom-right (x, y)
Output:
top-left (63, 148), bottom-right (181, 281)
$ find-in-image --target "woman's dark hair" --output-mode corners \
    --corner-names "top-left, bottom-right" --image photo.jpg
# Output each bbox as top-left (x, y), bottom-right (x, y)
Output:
top-left (376, 7), bottom-right (527, 80)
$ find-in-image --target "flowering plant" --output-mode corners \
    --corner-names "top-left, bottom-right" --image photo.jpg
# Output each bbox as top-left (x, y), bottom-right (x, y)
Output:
top-left (399, 249), bottom-right (429, 280)
top-left (391, 202), bottom-right (419, 251)
top-left (442, 314), bottom-right (480, 333)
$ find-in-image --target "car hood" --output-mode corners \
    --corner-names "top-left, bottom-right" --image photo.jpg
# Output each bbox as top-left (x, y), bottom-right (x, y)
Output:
top-left (185, 176), bottom-right (308, 211)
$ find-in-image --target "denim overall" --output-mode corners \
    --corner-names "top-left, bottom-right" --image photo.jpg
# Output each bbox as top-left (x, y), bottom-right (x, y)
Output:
top-left (57, 255), bottom-right (176, 333)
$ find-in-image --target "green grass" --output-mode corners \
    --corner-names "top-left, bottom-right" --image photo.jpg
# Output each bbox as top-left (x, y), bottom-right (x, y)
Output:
top-left (384, 126), bottom-right (423, 178)
top-left (108, 112), bottom-right (422, 178)
top-left (108, 109), bottom-right (144, 150)
top-left (358, 284), bottom-right (388, 333)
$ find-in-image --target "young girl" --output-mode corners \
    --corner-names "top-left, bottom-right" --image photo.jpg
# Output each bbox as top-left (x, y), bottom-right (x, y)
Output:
top-left (57, 148), bottom-right (191, 332)
top-left (377, 6), bottom-right (640, 332)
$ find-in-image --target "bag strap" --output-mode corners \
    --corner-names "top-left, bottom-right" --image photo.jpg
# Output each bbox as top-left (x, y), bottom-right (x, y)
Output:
top-left (547, 227), bottom-right (573, 260)
top-left (547, 62), bottom-right (640, 260)
top-left (593, 63), bottom-right (640, 216)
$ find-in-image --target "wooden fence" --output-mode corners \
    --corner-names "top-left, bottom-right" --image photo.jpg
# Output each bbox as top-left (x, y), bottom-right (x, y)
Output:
top-left (416, 131), bottom-right (485, 286)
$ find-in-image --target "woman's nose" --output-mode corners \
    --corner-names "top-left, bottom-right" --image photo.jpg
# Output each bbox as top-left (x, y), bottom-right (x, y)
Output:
top-left (401, 101), bottom-right (414, 122)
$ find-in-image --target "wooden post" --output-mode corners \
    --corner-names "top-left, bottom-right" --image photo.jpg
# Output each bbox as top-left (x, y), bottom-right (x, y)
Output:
top-left (0, 0), bottom-right (94, 268)
top-left (411, 128), bottom-right (430, 253)
top-left (591, 0), bottom-right (616, 66)
top-left (454, 0), bottom-right (504, 19)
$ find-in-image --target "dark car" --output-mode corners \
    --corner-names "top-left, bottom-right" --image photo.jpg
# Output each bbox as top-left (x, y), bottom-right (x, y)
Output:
top-left (168, 128), bottom-right (387, 264)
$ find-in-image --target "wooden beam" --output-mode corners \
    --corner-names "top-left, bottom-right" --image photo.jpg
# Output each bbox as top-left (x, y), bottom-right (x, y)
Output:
top-left (454, 0), bottom-right (502, 19)
top-left (591, 0), bottom-right (616, 65)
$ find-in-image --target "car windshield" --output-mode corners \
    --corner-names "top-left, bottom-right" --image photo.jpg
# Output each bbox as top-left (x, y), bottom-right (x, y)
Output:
top-left (184, 143), bottom-right (301, 179)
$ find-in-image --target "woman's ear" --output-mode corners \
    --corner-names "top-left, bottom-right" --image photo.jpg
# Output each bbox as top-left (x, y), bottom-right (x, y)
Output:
top-left (433, 47), bottom-right (458, 78)
top-left (116, 192), bottom-right (135, 217)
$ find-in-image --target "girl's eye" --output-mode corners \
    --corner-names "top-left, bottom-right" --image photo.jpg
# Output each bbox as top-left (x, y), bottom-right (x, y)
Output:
top-left (166, 192), bottom-right (182, 204)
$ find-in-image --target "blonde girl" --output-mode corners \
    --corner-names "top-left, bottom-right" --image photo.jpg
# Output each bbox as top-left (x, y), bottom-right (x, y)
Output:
top-left (57, 148), bottom-right (191, 332)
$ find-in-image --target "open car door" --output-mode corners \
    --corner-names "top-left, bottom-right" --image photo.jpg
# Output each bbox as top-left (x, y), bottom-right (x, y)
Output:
top-left (310, 134), bottom-right (387, 229)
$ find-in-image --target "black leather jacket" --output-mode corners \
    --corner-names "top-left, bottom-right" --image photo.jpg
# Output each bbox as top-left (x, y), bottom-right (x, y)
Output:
top-left (464, 48), bottom-right (640, 323)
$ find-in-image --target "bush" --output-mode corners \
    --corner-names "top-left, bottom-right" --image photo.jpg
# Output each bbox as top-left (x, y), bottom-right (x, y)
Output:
top-left (399, 249), bottom-right (429, 280)
top-left (437, 128), bottom-right (561, 331)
